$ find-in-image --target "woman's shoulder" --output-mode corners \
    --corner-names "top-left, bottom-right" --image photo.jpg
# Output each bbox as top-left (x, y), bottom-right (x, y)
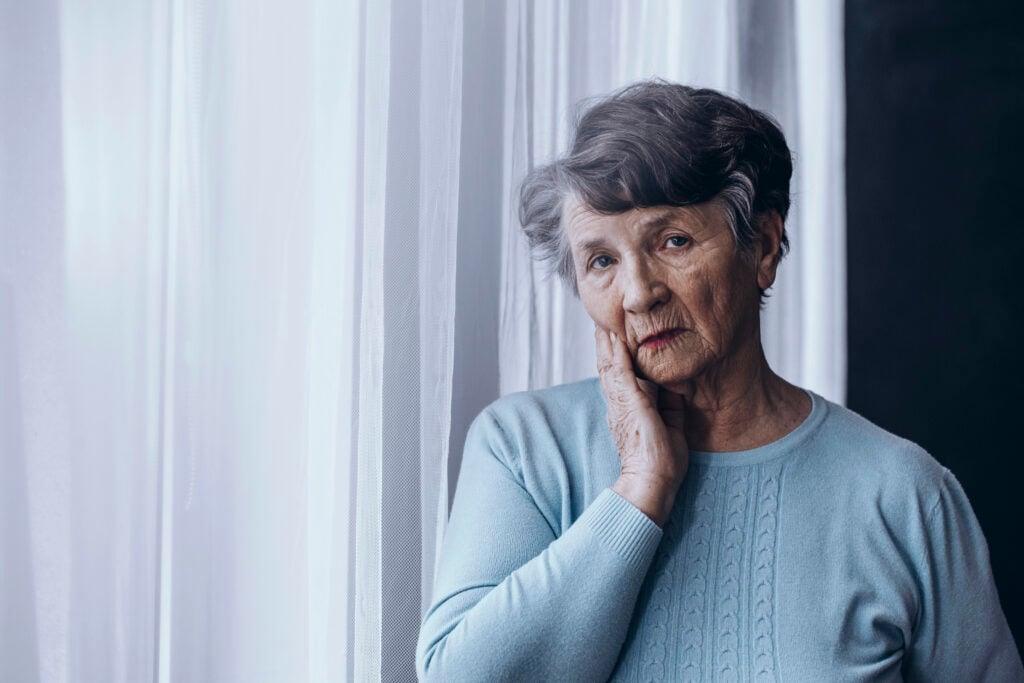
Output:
top-left (802, 393), bottom-right (951, 513)
top-left (479, 377), bottom-right (605, 435)
top-left (466, 377), bottom-right (612, 484)
top-left (815, 397), bottom-right (942, 469)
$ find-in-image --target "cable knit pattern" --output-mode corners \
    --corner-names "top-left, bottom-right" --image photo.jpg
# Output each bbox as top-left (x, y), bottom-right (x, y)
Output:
top-left (716, 467), bottom-right (751, 682)
top-left (679, 465), bottom-right (716, 680)
top-left (751, 463), bottom-right (783, 681)
top-left (611, 462), bottom-right (782, 681)
top-left (637, 508), bottom-right (677, 681)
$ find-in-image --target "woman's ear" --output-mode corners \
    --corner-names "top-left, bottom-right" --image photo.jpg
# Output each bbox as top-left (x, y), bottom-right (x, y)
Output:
top-left (755, 211), bottom-right (784, 291)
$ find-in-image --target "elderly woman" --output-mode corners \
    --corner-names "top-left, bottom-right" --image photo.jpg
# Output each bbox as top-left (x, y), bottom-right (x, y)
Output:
top-left (416, 82), bottom-right (1022, 681)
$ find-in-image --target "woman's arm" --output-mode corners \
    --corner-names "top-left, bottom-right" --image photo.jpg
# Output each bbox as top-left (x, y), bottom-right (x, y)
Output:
top-left (416, 409), bottom-right (663, 681)
top-left (418, 330), bottom-right (688, 681)
top-left (902, 470), bottom-right (1024, 681)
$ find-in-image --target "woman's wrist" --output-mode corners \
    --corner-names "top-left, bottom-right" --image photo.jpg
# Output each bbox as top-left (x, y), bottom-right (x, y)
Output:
top-left (610, 474), bottom-right (680, 527)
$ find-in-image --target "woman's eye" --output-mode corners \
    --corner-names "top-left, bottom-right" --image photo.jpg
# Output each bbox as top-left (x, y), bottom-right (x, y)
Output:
top-left (590, 255), bottom-right (614, 270)
top-left (666, 235), bottom-right (689, 248)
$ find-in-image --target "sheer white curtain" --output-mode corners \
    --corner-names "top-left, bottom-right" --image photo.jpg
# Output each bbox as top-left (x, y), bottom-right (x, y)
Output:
top-left (2, 1), bottom-right (844, 681)
top-left (3, 0), bottom-right (460, 681)
top-left (497, 0), bottom-right (847, 404)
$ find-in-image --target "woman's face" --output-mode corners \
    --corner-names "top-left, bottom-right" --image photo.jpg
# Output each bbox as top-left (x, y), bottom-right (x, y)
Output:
top-left (566, 199), bottom-right (777, 392)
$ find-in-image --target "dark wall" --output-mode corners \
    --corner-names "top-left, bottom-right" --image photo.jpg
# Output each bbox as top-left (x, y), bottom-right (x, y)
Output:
top-left (846, 0), bottom-right (1024, 646)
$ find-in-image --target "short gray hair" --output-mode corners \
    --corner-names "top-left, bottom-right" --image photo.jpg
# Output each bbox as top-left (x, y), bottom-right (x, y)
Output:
top-left (519, 80), bottom-right (793, 298)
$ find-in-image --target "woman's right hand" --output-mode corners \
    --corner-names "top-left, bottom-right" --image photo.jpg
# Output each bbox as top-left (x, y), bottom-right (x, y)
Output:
top-left (595, 326), bottom-right (689, 527)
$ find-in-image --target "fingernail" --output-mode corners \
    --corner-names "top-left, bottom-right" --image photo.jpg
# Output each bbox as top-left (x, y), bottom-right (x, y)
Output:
top-left (610, 331), bottom-right (617, 343)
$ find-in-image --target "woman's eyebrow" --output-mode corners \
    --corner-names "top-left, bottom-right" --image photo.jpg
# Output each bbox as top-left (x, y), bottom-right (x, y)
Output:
top-left (636, 210), bottom-right (684, 231)
top-left (575, 236), bottom-right (609, 254)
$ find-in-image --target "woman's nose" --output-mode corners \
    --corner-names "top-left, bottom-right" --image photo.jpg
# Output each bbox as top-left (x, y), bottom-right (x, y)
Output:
top-left (621, 259), bottom-right (669, 313)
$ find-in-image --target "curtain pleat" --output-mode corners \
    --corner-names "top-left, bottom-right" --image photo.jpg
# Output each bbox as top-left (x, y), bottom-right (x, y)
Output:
top-left (418, 0), bottom-right (464, 609)
top-left (306, 1), bottom-right (361, 680)
top-left (59, 3), bottom-right (164, 681)
top-left (355, 0), bottom-right (390, 677)
top-left (793, 0), bottom-right (847, 402)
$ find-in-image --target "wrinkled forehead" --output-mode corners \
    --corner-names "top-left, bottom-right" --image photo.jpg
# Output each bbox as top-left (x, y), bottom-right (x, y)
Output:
top-left (561, 195), bottom-right (719, 246)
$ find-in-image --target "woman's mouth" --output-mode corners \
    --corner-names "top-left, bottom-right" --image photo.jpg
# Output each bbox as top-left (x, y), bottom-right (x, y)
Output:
top-left (640, 328), bottom-right (685, 350)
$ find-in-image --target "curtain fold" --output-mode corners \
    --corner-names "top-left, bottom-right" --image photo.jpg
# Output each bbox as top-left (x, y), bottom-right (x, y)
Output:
top-left (5, 0), bottom-right (462, 680)
top-left (354, 0), bottom-right (389, 677)
top-left (417, 0), bottom-right (464, 611)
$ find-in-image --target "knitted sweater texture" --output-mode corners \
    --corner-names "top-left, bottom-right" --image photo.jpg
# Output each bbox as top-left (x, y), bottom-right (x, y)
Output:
top-left (417, 378), bottom-right (1023, 681)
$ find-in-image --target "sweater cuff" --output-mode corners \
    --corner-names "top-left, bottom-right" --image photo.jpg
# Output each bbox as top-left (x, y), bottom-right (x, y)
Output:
top-left (578, 488), bottom-right (663, 570)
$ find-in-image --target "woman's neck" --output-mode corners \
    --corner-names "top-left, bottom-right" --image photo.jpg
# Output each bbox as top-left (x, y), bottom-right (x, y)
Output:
top-left (671, 343), bottom-right (811, 453)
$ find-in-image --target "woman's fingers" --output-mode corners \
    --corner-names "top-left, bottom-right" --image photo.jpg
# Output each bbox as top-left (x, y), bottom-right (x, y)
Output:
top-left (595, 328), bottom-right (625, 403)
top-left (594, 325), bottom-right (613, 374)
top-left (598, 325), bottom-right (659, 421)
top-left (609, 330), bottom-right (634, 379)
top-left (594, 327), bottom-right (619, 401)
top-left (596, 325), bottom-right (689, 511)
top-left (595, 327), bottom-right (684, 429)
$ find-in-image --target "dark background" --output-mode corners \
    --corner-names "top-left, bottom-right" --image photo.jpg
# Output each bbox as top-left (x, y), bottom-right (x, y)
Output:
top-left (846, 0), bottom-right (1024, 647)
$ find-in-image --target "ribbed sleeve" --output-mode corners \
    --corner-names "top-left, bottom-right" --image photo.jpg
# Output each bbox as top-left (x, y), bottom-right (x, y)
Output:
top-left (580, 489), bottom-right (662, 570)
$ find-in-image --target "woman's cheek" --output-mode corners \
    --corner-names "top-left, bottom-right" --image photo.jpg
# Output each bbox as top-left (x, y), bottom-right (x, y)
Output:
top-left (580, 283), bottom-right (611, 326)
top-left (596, 301), bottom-right (626, 338)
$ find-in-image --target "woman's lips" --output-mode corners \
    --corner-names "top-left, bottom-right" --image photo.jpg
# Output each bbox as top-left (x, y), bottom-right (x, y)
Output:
top-left (640, 328), bottom-right (685, 350)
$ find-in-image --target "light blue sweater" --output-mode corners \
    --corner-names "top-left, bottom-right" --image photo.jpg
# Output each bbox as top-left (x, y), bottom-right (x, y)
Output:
top-left (417, 378), bottom-right (1023, 681)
